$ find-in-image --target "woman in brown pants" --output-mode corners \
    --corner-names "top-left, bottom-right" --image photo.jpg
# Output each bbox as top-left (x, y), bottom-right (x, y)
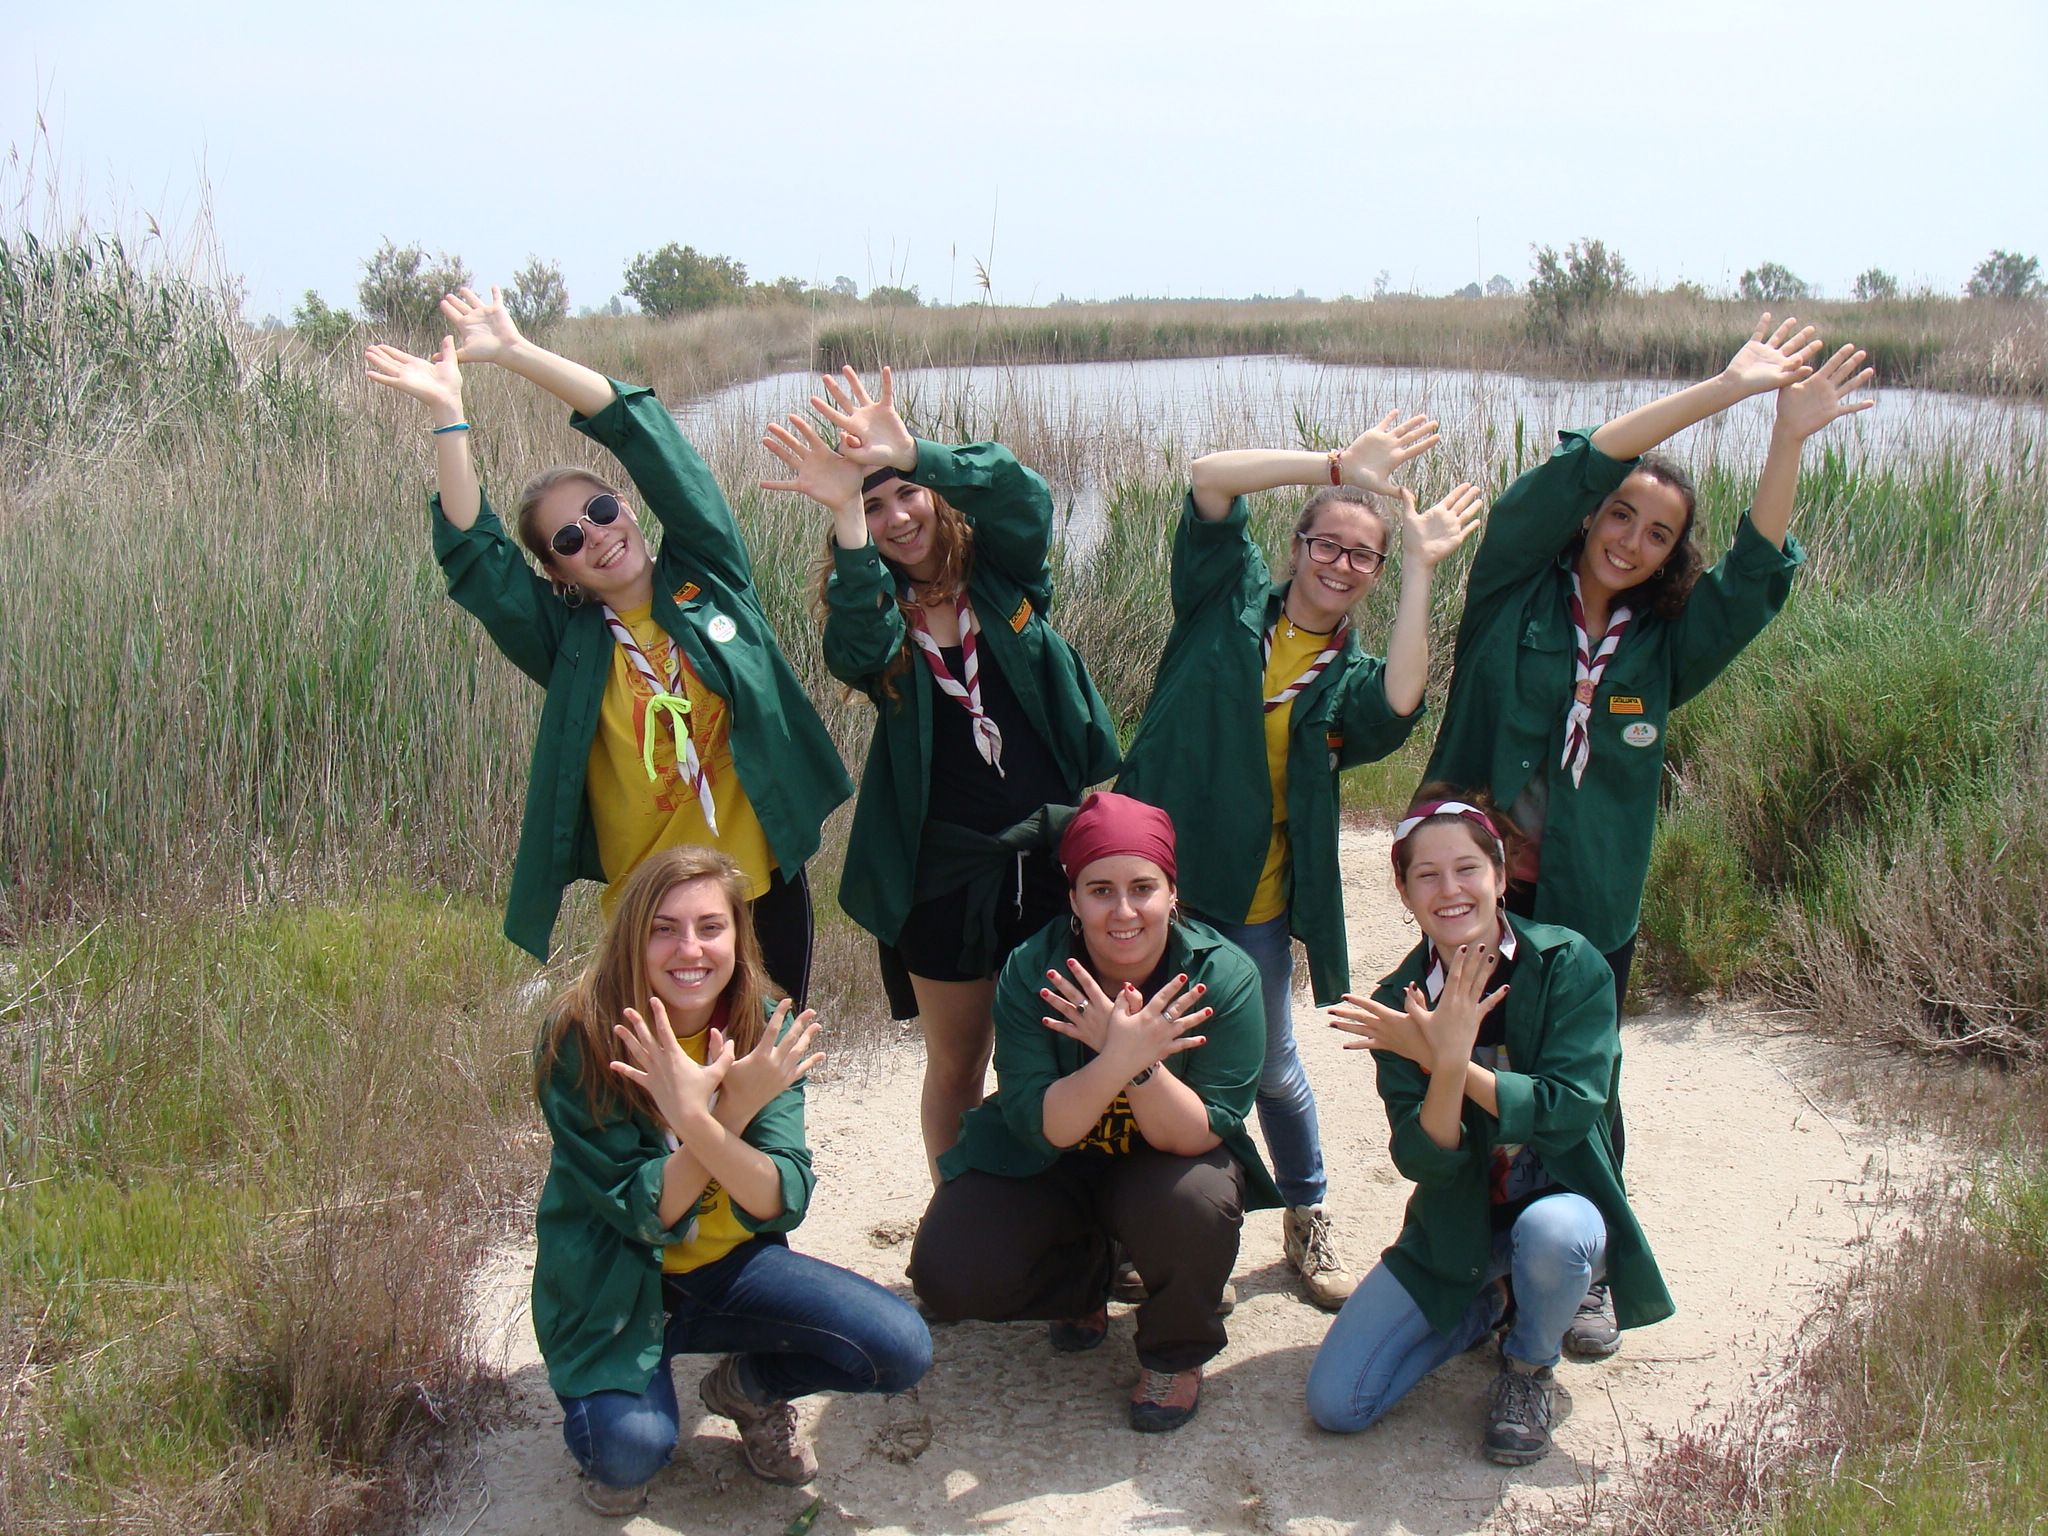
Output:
top-left (909, 792), bottom-right (1281, 1432)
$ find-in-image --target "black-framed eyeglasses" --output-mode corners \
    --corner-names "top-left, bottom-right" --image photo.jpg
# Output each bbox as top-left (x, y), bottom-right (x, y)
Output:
top-left (550, 493), bottom-right (623, 557)
top-left (1297, 531), bottom-right (1386, 575)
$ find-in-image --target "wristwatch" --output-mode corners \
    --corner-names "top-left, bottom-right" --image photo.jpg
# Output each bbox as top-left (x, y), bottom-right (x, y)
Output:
top-left (1128, 1064), bottom-right (1158, 1088)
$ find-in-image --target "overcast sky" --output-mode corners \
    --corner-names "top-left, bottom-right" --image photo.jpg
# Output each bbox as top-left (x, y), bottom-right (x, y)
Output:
top-left (7, 0), bottom-right (2044, 319)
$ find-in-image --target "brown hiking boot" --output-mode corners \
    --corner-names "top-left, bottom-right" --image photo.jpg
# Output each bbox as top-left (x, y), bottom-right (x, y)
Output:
top-left (1284, 1204), bottom-right (1358, 1310)
top-left (1128, 1364), bottom-right (1202, 1432)
top-left (697, 1356), bottom-right (818, 1486)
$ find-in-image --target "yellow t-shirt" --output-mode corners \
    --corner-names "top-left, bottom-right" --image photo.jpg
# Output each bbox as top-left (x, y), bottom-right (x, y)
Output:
top-left (661, 1027), bottom-right (753, 1275)
top-left (1074, 1091), bottom-right (1140, 1156)
top-left (588, 596), bottom-right (775, 911)
top-left (1246, 620), bottom-right (1333, 923)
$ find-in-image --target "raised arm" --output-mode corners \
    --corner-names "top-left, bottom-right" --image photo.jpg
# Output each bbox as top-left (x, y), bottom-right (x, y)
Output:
top-left (1752, 343), bottom-right (1876, 549)
top-left (1589, 314), bottom-right (1821, 461)
top-left (1381, 484), bottom-right (1485, 715)
top-left (365, 336), bottom-right (480, 528)
top-left (1188, 411), bottom-right (1440, 521)
top-left (440, 285), bottom-right (615, 418)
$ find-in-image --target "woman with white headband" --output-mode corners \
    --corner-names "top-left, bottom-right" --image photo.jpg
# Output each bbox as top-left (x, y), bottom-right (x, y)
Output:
top-left (767, 368), bottom-right (1119, 1183)
top-left (1309, 792), bottom-right (1669, 1467)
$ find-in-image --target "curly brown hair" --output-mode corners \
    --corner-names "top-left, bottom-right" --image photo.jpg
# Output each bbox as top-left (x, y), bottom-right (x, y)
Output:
top-left (534, 845), bottom-right (781, 1124)
top-left (1566, 456), bottom-right (1703, 622)
top-left (808, 489), bottom-right (977, 703)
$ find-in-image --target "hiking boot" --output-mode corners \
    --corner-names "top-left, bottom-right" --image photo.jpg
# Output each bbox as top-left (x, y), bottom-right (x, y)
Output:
top-left (1563, 1281), bottom-right (1620, 1358)
top-left (1128, 1364), bottom-right (1202, 1432)
top-left (1283, 1204), bottom-right (1358, 1310)
top-left (1049, 1305), bottom-right (1110, 1353)
top-left (579, 1476), bottom-right (650, 1515)
top-left (697, 1356), bottom-right (818, 1487)
top-left (1482, 1353), bottom-right (1555, 1466)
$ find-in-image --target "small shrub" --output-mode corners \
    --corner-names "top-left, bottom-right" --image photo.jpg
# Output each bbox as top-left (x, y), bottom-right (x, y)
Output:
top-left (1525, 237), bottom-right (1630, 335)
top-left (622, 242), bottom-right (748, 316)
top-left (866, 283), bottom-right (921, 308)
top-left (1738, 261), bottom-right (1811, 305)
top-left (1638, 805), bottom-right (1776, 994)
top-left (355, 240), bottom-right (471, 336)
top-left (1967, 249), bottom-right (2043, 301)
top-left (1852, 267), bottom-right (1900, 302)
top-left (503, 255), bottom-right (568, 333)
top-left (290, 289), bottom-right (356, 353)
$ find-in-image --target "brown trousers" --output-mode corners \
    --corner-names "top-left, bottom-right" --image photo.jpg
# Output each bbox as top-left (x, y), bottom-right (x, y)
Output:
top-left (908, 1144), bottom-right (1245, 1372)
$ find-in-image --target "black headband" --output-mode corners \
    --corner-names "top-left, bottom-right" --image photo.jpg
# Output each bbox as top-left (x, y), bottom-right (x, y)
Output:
top-left (862, 466), bottom-right (907, 494)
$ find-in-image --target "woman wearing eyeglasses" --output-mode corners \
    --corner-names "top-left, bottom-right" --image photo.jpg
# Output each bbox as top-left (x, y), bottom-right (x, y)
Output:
top-left (1115, 419), bottom-right (1483, 1309)
top-left (365, 291), bottom-right (852, 998)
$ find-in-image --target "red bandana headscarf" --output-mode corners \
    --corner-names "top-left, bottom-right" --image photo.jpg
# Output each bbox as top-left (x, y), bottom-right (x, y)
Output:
top-left (1059, 792), bottom-right (1177, 886)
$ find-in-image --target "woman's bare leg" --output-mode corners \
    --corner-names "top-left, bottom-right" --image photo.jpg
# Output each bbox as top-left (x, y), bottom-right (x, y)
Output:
top-left (908, 973), bottom-right (1000, 1186)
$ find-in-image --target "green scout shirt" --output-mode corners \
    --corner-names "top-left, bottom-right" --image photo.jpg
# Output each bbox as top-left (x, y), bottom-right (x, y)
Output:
top-left (1371, 914), bottom-right (1673, 1337)
top-left (1423, 428), bottom-right (1804, 954)
top-left (822, 439), bottom-right (1120, 944)
top-left (938, 916), bottom-right (1284, 1210)
top-left (432, 381), bottom-right (853, 959)
top-left (531, 1012), bottom-right (815, 1400)
top-left (1116, 494), bottom-right (1424, 1005)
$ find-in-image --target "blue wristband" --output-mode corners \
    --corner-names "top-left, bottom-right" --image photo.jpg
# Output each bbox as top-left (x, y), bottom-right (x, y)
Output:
top-left (431, 422), bottom-right (471, 435)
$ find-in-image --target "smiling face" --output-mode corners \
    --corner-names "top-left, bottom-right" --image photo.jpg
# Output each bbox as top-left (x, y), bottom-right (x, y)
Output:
top-left (1577, 471), bottom-right (1691, 604)
top-left (1288, 501), bottom-right (1388, 631)
top-left (1394, 822), bottom-right (1507, 953)
top-left (532, 477), bottom-right (653, 605)
top-left (1069, 855), bottom-right (1175, 985)
top-left (863, 475), bottom-right (942, 582)
top-left (643, 875), bottom-right (739, 1036)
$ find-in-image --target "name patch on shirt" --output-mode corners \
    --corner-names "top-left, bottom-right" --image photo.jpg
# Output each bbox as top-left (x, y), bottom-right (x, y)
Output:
top-left (675, 582), bottom-right (701, 604)
top-left (1008, 597), bottom-right (1033, 633)
top-left (1607, 696), bottom-right (1645, 715)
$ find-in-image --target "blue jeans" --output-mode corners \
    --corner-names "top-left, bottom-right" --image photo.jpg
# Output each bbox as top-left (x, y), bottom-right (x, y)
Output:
top-left (1196, 909), bottom-right (1325, 1207)
top-left (1305, 1192), bottom-right (1607, 1433)
top-left (556, 1237), bottom-right (932, 1490)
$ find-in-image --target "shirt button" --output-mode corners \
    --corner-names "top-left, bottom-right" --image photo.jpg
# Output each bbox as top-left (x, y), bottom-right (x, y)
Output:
top-left (1520, 760), bottom-right (1530, 769)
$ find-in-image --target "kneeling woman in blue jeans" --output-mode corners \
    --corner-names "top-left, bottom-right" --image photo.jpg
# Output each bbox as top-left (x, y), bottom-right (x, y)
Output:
top-left (1311, 797), bottom-right (1670, 1466)
top-left (532, 846), bottom-right (930, 1514)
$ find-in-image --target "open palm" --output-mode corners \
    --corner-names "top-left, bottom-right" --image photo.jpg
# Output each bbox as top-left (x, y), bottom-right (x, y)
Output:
top-left (1775, 344), bottom-right (1876, 441)
top-left (1337, 411), bottom-right (1439, 494)
top-left (365, 337), bottom-right (462, 414)
top-left (1402, 482), bottom-right (1485, 569)
top-left (761, 414), bottom-right (865, 508)
top-left (1723, 313), bottom-right (1823, 396)
top-left (810, 366), bottom-right (916, 470)
top-left (440, 285), bottom-right (525, 363)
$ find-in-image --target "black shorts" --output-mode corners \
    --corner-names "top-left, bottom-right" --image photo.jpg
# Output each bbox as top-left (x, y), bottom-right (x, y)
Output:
top-left (879, 848), bottom-right (1068, 1017)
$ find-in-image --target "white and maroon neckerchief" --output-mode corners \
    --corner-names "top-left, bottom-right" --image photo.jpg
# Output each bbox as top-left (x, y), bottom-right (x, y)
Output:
top-left (1262, 612), bottom-right (1350, 715)
top-left (1561, 572), bottom-right (1633, 789)
top-left (1422, 917), bottom-right (1519, 1006)
top-left (903, 586), bottom-right (1005, 776)
top-left (600, 604), bottom-right (719, 834)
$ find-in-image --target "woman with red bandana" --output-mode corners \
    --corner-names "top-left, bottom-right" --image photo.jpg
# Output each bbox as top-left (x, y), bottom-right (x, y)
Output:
top-left (907, 792), bottom-right (1279, 1433)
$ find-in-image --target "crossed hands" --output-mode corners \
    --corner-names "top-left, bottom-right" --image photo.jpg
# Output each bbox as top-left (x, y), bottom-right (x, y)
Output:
top-left (611, 996), bottom-right (824, 1134)
top-left (1040, 960), bottom-right (1212, 1081)
top-left (1328, 941), bottom-right (1508, 1071)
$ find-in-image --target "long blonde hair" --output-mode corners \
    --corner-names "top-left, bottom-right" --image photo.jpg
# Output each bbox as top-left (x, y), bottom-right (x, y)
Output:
top-left (535, 846), bottom-right (781, 1122)
top-left (808, 490), bottom-right (976, 703)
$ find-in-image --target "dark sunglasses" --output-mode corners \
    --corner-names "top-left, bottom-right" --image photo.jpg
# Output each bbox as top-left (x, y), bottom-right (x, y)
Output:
top-left (1296, 531), bottom-right (1387, 575)
top-left (550, 493), bottom-right (623, 557)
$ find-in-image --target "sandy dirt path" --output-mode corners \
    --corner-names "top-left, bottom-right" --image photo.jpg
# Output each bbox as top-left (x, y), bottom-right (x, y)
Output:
top-left (424, 824), bottom-right (1935, 1536)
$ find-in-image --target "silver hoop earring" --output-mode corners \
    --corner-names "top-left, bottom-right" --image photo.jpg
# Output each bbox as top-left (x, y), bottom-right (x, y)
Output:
top-left (1069, 912), bottom-right (1082, 937)
top-left (559, 581), bottom-right (586, 609)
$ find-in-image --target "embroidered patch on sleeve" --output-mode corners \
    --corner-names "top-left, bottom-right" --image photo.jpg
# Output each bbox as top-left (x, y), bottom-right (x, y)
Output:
top-left (1008, 597), bottom-right (1032, 633)
top-left (676, 582), bottom-right (702, 604)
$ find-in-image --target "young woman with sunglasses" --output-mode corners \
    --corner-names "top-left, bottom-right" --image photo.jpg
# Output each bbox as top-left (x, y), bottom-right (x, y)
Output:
top-left (366, 291), bottom-right (852, 997)
top-left (1417, 316), bottom-right (1873, 1353)
top-left (1115, 418), bottom-right (1484, 1310)
top-left (764, 368), bottom-right (1119, 1182)
top-left (1310, 796), bottom-right (1669, 1466)
top-left (533, 844), bottom-right (929, 1513)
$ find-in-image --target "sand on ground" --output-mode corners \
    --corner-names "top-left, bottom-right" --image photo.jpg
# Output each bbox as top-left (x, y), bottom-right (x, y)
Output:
top-left (420, 824), bottom-right (1937, 1536)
